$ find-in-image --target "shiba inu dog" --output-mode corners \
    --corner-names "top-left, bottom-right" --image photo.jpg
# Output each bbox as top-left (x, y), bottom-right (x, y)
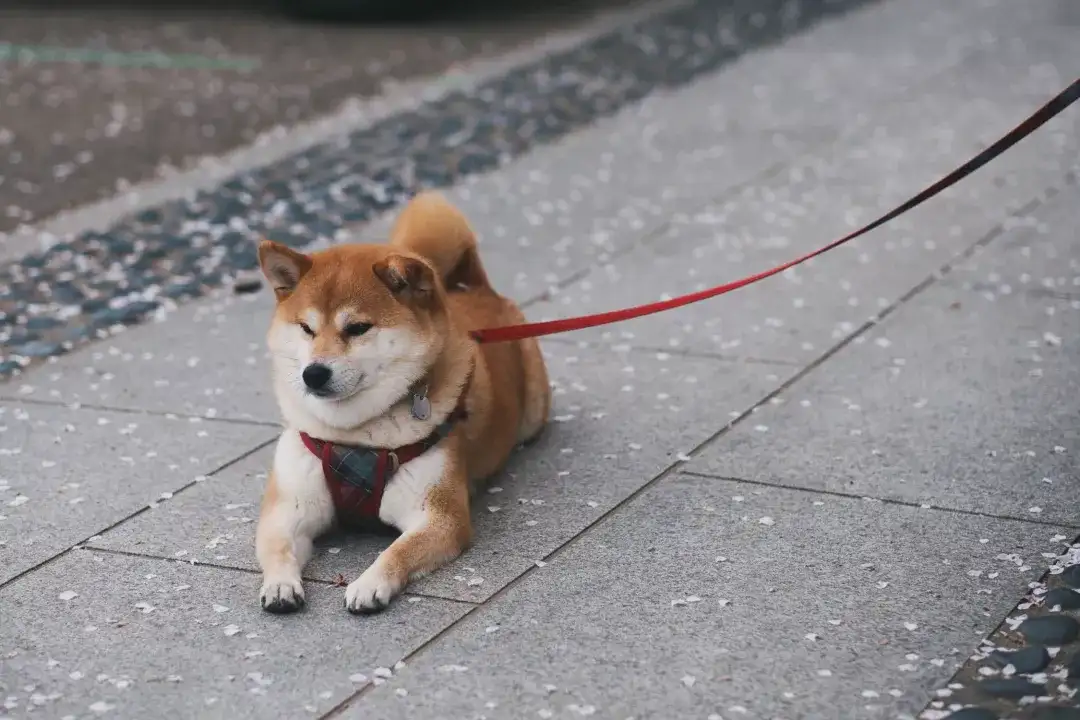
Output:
top-left (254, 192), bottom-right (550, 614)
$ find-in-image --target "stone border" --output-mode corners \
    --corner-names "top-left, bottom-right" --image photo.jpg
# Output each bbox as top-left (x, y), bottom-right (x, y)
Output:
top-left (0, 0), bottom-right (879, 377)
top-left (923, 533), bottom-right (1080, 720)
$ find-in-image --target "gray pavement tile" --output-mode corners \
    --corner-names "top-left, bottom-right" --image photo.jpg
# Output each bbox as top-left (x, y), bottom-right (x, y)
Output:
top-left (342, 474), bottom-right (1070, 720)
top-left (348, 119), bottom-right (820, 308)
top-left (88, 342), bottom-right (784, 603)
top-left (0, 401), bottom-right (274, 586)
top-left (0, 292), bottom-right (277, 421)
top-left (348, 0), bottom-right (1024, 307)
top-left (524, 48), bottom-right (1080, 363)
top-left (945, 186), bottom-right (1080, 301)
top-left (0, 549), bottom-right (469, 720)
top-left (685, 276), bottom-right (1080, 526)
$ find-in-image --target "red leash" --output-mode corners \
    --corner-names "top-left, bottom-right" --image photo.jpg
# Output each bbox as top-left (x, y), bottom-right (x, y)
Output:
top-left (471, 78), bottom-right (1080, 345)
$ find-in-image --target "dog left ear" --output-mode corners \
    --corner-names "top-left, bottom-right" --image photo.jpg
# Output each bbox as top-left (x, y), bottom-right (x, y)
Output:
top-left (258, 240), bottom-right (312, 301)
top-left (373, 254), bottom-right (435, 306)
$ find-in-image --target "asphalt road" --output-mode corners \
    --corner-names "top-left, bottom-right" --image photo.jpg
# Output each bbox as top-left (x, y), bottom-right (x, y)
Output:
top-left (0, 0), bottom-right (645, 234)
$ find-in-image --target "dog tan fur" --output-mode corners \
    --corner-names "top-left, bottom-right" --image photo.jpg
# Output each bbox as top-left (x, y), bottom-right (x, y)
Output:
top-left (254, 192), bottom-right (550, 614)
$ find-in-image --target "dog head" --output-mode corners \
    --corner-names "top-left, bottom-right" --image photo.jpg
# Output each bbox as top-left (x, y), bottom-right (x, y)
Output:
top-left (257, 241), bottom-right (447, 430)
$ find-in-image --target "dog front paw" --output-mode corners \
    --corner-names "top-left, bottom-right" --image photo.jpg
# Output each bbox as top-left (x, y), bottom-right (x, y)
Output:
top-left (260, 576), bottom-right (305, 614)
top-left (344, 565), bottom-right (403, 614)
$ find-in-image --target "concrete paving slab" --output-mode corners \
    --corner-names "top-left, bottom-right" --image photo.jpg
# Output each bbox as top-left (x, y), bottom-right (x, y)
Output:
top-left (432, 122), bottom-right (817, 308)
top-left (343, 474), bottom-right (1070, 720)
top-left (0, 401), bottom-right (273, 586)
top-left (1, 292), bottom-right (279, 421)
top-left (0, 549), bottom-right (469, 720)
top-left (524, 46), bottom-right (1079, 363)
top-left (88, 342), bottom-right (784, 603)
top-left (685, 254), bottom-right (1080, 525)
top-left (347, 0), bottom-right (1026, 306)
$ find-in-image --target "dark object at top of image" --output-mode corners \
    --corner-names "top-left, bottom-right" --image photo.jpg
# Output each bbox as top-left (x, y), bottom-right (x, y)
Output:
top-left (278, 0), bottom-right (446, 22)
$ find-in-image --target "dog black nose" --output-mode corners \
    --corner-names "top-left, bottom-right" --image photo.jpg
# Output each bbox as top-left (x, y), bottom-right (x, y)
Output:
top-left (302, 363), bottom-right (332, 390)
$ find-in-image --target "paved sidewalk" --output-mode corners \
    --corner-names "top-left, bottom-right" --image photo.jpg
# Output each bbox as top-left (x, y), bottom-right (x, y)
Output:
top-left (2, 0), bottom-right (1079, 719)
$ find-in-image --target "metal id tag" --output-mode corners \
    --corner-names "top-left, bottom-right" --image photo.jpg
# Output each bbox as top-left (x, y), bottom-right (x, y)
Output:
top-left (410, 389), bottom-right (431, 421)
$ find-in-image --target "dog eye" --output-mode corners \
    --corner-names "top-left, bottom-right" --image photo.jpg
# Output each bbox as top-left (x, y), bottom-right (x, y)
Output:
top-left (298, 322), bottom-right (315, 337)
top-left (343, 322), bottom-right (373, 338)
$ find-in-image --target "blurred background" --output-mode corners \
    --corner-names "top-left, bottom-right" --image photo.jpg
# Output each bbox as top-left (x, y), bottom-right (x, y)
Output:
top-left (0, 0), bottom-right (644, 235)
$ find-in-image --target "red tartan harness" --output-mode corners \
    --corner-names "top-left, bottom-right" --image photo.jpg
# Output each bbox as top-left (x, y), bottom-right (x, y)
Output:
top-left (299, 388), bottom-right (467, 521)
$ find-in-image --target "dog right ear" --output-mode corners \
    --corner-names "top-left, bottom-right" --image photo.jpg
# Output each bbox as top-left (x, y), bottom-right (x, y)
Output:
top-left (372, 254), bottom-right (436, 307)
top-left (258, 240), bottom-right (312, 300)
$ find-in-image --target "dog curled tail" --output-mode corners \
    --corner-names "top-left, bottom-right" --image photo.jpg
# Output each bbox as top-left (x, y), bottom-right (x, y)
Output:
top-left (388, 191), bottom-right (493, 293)
top-left (388, 191), bottom-right (550, 448)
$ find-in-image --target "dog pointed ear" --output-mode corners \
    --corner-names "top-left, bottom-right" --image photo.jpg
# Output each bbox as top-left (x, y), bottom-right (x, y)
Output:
top-left (258, 240), bottom-right (312, 300)
top-left (373, 254), bottom-right (435, 305)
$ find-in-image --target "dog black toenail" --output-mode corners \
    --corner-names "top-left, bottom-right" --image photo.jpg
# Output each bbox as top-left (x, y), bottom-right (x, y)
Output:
top-left (263, 597), bottom-right (302, 614)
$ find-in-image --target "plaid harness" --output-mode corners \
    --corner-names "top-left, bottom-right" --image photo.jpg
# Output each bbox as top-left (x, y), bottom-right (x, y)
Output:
top-left (299, 392), bottom-right (467, 521)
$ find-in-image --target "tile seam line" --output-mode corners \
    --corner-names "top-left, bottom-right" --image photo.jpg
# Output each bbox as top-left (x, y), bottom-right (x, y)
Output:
top-left (0, 436), bottom-right (276, 591)
top-left (55, 545), bottom-right (482, 607)
top-left (939, 282), bottom-right (1080, 304)
top-left (916, 531), bottom-right (1080, 717)
top-left (678, 470), bottom-right (1080, 530)
top-left (0, 0), bottom-right (691, 264)
top-left (319, 167), bottom-right (1074, 719)
top-left (0, 395), bottom-right (283, 428)
top-left (538, 337), bottom-right (806, 367)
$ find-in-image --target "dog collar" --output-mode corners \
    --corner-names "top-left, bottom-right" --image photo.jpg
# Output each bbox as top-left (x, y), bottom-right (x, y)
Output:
top-left (299, 385), bottom-right (468, 522)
